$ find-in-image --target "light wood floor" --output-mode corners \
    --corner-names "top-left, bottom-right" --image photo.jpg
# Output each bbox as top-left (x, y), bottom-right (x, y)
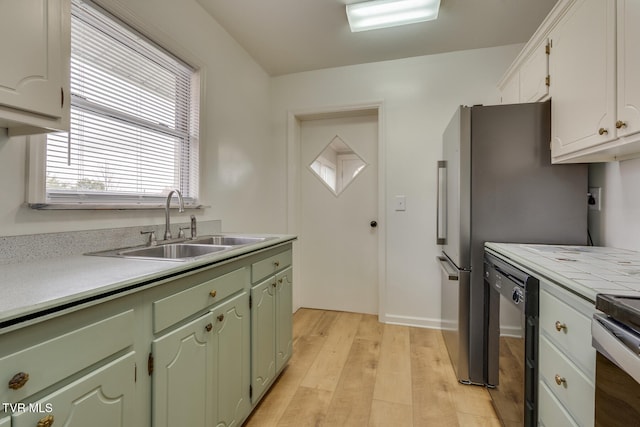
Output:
top-left (243, 308), bottom-right (500, 427)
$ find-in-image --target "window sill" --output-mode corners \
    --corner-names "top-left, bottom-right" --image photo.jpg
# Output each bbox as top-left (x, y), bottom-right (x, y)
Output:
top-left (27, 203), bottom-right (206, 210)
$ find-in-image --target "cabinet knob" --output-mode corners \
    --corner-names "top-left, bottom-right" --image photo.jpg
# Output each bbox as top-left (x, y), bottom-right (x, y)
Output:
top-left (616, 120), bottom-right (627, 129)
top-left (37, 415), bottom-right (55, 427)
top-left (554, 374), bottom-right (567, 386)
top-left (217, 314), bottom-right (225, 322)
top-left (8, 371), bottom-right (29, 390)
top-left (598, 127), bottom-right (609, 135)
top-left (274, 261), bottom-right (280, 268)
top-left (555, 321), bottom-right (567, 332)
top-left (272, 282), bottom-right (277, 288)
top-left (209, 290), bottom-right (217, 298)
top-left (205, 323), bottom-right (213, 332)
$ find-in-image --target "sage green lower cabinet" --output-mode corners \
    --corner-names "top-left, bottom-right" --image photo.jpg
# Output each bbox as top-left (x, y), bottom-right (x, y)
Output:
top-left (251, 265), bottom-right (293, 404)
top-left (275, 267), bottom-right (293, 373)
top-left (210, 292), bottom-right (251, 427)
top-left (12, 352), bottom-right (136, 427)
top-left (251, 276), bottom-right (277, 403)
top-left (1, 241), bottom-right (294, 427)
top-left (152, 312), bottom-right (215, 427)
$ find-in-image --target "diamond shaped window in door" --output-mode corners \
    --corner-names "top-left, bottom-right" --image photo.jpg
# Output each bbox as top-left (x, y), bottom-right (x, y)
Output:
top-left (309, 135), bottom-right (367, 196)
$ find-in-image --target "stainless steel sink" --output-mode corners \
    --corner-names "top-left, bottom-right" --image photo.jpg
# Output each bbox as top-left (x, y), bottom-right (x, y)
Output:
top-left (117, 243), bottom-right (231, 260)
top-left (189, 235), bottom-right (273, 246)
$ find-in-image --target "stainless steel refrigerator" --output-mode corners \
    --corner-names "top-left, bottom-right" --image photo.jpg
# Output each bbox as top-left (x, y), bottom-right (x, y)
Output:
top-left (436, 101), bottom-right (587, 385)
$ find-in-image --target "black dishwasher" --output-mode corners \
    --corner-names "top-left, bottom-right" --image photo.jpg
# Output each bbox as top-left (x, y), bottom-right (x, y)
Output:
top-left (484, 252), bottom-right (539, 427)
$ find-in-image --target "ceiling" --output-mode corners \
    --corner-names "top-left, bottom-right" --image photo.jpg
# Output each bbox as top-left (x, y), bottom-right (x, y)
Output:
top-left (196, 0), bottom-right (559, 76)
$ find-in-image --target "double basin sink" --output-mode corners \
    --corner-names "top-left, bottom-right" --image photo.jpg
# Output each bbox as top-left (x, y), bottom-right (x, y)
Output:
top-left (91, 235), bottom-right (274, 261)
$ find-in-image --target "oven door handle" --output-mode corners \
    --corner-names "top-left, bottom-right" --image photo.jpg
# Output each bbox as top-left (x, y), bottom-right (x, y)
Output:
top-left (437, 255), bottom-right (458, 281)
top-left (592, 313), bottom-right (640, 384)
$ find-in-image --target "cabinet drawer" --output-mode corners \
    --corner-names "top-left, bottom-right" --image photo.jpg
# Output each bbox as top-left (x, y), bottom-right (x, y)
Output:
top-left (538, 381), bottom-right (579, 427)
top-left (11, 352), bottom-right (135, 427)
top-left (252, 250), bottom-right (292, 283)
top-left (539, 335), bottom-right (594, 427)
top-left (540, 289), bottom-right (595, 376)
top-left (154, 267), bottom-right (248, 333)
top-left (0, 310), bottom-right (134, 404)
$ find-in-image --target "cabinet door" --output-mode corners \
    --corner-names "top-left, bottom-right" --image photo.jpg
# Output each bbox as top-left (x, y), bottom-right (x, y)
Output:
top-left (12, 352), bottom-right (136, 427)
top-left (152, 312), bottom-right (214, 427)
top-left (0, 0), bottom-right (64, 119)
top-left (520, 39), bottom-right (549, 103)
top-left (550, 0), bottom-right (616, 160)
top-left (251, 277), bottom-right (276, 403)
top-left (500, 72), bottom-right (520, 104)
top-left (275, 267), bottom-right (293, 373)
top-left (616, 0), bottom-right (640, 139)
top-left (211, 292), bottom-right (251, 427)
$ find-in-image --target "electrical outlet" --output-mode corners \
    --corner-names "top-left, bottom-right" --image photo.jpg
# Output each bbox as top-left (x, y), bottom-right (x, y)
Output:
top-left (588, 187), bottom-right (602, 211)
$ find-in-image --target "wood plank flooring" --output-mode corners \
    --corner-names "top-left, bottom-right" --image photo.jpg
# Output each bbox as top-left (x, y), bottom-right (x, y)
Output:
top-left (243, 308), bottom-right (500, 427)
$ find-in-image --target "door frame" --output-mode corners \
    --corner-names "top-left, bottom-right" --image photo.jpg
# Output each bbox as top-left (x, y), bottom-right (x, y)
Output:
top-left (286, 101), bottom-right (387, 321)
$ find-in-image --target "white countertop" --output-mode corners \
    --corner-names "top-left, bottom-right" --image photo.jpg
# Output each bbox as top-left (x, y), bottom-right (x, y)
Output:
top-left (485, 242), bottom-right (640, 303)
top-left (0, 234), bottom-right (296, 329)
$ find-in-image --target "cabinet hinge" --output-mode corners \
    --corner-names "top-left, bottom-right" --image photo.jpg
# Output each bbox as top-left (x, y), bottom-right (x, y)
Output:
top-left (249, 295), bottom-right (252, 309)
top-left (148, 353), bottom-right (154, 376)
top-left (250, 384), bottom-right (253, 399)
top-left (545, 75), bottom-right (550, 87)
top-left (545, 42), bottom-right (551, 55)
top-left (135, 364), bottom-right (137, 383)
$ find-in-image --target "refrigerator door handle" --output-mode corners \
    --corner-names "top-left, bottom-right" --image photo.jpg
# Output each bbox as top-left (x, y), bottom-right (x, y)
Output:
top-left (436, 160), bottom-right (447, 245)
top-left (437, 255), bottom-right (458, 281)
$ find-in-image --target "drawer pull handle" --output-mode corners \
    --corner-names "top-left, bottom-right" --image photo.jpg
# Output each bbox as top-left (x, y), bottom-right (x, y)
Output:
top-left (37, 415), bottom-right (55, 427)
top-left (217, 314), bottom-right (225, 322)
top-left (274, 261), bottom-right (280, 268)
top-left (554, 374), bottom-right (567, 386)
top-left (210, 290), bottom-right (217, 298)
top-left (272, 282), bottom-right (277, 288)
top-left (278, 278), bottom-right (283, 284)
top-left (555, 321), bottom-right (567, 332)
top-left (616, 120), bottom-right (627, 129)
top-left (598, 127), bottom-right (608, 135)
top-left (8, 372), bottom-right (29, 390)
top-left (205, 323), bottom-right (213, 332)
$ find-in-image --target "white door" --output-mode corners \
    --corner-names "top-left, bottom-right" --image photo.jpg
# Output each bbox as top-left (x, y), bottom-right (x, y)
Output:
top-left (299, 113), bottom-right (378, 314)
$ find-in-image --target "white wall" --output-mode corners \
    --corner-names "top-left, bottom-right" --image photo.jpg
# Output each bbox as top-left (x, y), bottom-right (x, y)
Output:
top-left (0, 0), bottom-right (281, 237)
top-left (271, 44), bottom-right (523, 326)
top-left (589, 159), bottom-right (640, 251)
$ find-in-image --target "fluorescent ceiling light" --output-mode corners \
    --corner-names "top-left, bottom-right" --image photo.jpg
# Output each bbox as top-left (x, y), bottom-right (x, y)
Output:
top-left (346, 0), bottom-right (441, 32)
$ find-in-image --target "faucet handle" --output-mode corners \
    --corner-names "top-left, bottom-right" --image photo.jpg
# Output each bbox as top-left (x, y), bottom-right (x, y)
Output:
top-left (178, 226), bottom-right (190, 239)
top-left (140, 230), bottom-right (157, 246)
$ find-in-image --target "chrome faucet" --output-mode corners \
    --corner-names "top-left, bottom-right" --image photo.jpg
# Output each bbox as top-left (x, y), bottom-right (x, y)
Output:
top-left (164, 189), bottom-right (185, 240)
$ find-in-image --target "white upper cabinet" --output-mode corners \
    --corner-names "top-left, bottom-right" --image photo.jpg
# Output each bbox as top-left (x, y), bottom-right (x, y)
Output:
top-left (499, 0), bottom-right (640, 163)
top-left (0, 0), bottom-right (70, 135)
top-left (616, 0), bottom-right (640, 140)
top-left (549, 0), bottom-right (616, 162)
top-left (519, 38), bottom-right (550, 103)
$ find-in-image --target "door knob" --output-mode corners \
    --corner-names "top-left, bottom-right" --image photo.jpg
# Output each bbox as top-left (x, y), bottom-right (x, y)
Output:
top-left (370, 220), bottom-right (378, 228)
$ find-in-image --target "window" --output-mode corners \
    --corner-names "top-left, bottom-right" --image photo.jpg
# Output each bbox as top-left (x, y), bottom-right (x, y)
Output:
top-left (40, 0), bottom-right (199, 208)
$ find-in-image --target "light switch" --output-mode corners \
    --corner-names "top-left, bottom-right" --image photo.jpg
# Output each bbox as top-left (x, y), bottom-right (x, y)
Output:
top-left (395, 195), bottom-right (406, 211)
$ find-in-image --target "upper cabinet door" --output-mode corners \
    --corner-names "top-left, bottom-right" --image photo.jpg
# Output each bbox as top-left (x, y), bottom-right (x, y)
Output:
top-left (616, 0), bottom-right (640, 139)
top-left (549, 0), bottom-right (616, 160)
top-left (0, 0), bottom-right (64, 118)
top-left (520, 38), bottom-right (550, 103)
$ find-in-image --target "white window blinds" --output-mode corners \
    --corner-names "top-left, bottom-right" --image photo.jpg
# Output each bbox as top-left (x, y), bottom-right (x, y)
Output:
top-left (45, 0), bottom-right (199, 207)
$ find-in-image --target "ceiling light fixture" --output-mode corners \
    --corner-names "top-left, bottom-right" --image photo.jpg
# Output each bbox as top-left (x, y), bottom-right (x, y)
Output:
top-left (346, 0), bottom-right (441, 32)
